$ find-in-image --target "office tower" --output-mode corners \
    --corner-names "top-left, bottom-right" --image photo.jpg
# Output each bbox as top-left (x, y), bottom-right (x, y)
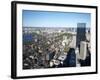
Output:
top-left (63, 48), bottom-right (76, 67)
top-left (76, 23), bottom-right (86, 47)
top-left (80, 41), bottom-right (87, 60)
top-left (79, 41), bottom-right (91, 66)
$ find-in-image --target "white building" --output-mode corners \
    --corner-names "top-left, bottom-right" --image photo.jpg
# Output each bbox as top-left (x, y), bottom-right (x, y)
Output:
top-left (80, 41), bottom-right (87, 60)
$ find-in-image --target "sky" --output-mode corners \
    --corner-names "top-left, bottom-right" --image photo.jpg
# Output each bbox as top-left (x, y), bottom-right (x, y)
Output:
top-left (22, 10), bottom-right (91, 28)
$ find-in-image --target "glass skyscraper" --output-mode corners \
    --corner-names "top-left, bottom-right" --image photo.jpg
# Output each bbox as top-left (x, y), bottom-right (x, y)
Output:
top-left (76, 23), bottom-right (86, 47)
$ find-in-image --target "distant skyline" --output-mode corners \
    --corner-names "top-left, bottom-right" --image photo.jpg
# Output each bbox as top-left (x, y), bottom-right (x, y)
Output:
top-left (22, 10), bottom-right (91, 28)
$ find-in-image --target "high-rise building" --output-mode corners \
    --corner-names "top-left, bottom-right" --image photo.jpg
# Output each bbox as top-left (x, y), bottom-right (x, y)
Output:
top-left (80, 41), bottom-right (87, 60)
top-left (76, 23), bottom-right (86, 47)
